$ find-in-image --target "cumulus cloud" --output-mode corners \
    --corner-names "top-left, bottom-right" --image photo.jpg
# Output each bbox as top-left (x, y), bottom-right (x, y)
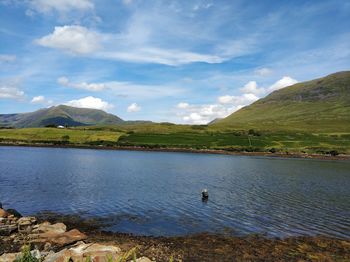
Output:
top-left (65, 96), bottom-right (114, 111)
top-left (58, 76), bottom-right (106, 91)
top-left (239, 81), bottom-right (265, 95)
top-left (177, 102), bottom-right (189, 109)
top-left (218, 93), bottom-right (259, 105)
top-left (177, 75), bottom-right (299, 124)
top-left (127, 103), bottom-right (141, 112)
top-left (0, 54), bottom-right (16, 63)
top-left (30, 95), bottom-right (53, 105)
top-left (177, 103), bottom-right (242, 125)
top-left (268, 76), bottom-right (298, 91)
top-left (36, 25), bottom-right (101, 55)
top-left (28, 0), bottom-right (94, 14)
top-left (255, 67), bottom-right (272, 76)
top-left (177, 92), bottom-right (259, 124)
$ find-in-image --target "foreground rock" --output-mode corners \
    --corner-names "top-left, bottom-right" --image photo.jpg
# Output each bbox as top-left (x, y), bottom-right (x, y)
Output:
top-left (0, 208), bottom-right (153, 262)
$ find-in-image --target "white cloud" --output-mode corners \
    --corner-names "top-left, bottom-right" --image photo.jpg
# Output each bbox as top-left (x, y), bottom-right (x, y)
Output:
top-left (36, 25), bottom-right (101, 55)
top-left (268, 76), bottom-right (298, 91)
top-left (65, 96), bottom-right (114, 111)
top-left (58, 76), bottom-right (106, 91)
top-left (0, 79), bottom-right (24, 99)
top-left (218, 93), bottom-right (259, 105)
top-left (36, 26), bottom-right (223, 65)
top-left (0, 54), bottom-right (16, 63)
top-left (255, 67), bottom-right (272, 76)
top-left (127, 103), bottom-right (141, 112)
top-left (28, 0), bottom-right (94, 14)
top-left (240, 81), bottom-right (265, 95)
top-left (177, 102), bottom-right (189, 109)
top-left (177, 103), bottom-right (242, 125)
top-left (30, 95), bottom-right (53, 105)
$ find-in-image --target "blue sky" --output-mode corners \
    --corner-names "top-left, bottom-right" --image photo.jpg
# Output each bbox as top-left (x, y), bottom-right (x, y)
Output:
top-left (0, 0), bottom-right (349, 124)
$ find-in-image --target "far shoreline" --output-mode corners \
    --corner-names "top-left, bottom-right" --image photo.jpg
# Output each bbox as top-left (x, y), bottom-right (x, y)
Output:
top-left (1, 142), bottom-right (350, 161)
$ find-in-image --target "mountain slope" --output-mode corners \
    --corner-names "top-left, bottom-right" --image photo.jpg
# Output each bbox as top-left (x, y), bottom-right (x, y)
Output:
top-left (214, 71), bottom-right (350, 132)
top-left (0, 105), bottom-right (124, 128)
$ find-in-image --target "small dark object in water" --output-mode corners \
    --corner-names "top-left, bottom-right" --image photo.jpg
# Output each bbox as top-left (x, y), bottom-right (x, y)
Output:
top-left (0, 202), bottom-right (2, 208)
top-left (202, 189), bottom-right (209, 199)
top-left (6, 209), bottom-right (22, 218)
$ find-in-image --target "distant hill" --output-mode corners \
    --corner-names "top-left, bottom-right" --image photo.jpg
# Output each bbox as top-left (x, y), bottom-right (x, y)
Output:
top-left (214, 71), bottom-right (350, 132)
top-left (0, 105), bottom-right (124, 128)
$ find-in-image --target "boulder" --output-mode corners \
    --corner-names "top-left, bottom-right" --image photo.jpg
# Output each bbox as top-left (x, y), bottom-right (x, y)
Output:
top-left (0, 252), bottom-right (20, 261)
top-left (31, 229), bottom-right (87, 247)
top-left (0, 208), bottom-right (8, 218)
top-left (18, 216), bottom-right (37, 233)
top-left (0, 224), bottom-right (17, 236)
top-left (44, 242), bottom-right (122, 262)
top-left (32, 222), bottom-right (67, 234)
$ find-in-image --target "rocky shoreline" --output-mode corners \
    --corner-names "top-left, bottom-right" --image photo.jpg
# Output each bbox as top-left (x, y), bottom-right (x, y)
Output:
top-left (1, 205), bottom-right (350, 261)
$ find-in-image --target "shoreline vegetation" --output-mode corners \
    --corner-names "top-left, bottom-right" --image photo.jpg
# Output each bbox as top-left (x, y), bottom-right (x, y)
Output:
top-left (1, 209), bottom-right (350, 261)
top-left (1, 125), bottom-right (350, 161)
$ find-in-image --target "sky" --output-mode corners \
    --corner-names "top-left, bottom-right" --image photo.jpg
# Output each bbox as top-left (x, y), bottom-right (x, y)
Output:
top-left (0, 0), bottom-right (349, 124)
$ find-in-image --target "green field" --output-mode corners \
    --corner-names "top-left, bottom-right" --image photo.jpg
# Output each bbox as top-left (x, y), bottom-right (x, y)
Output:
top-left (1, 126), bottom-right (349, 155)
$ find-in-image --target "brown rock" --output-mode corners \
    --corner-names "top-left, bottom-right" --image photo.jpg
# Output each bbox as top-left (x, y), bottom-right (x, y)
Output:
top-left (32, 222), bottom-right (67, 234)
top-left (18, 216), bottom-right (37, 233)
top-left (0, 252), bottom-right (20, 261)
top-left (0, 208), bottom-right (8, 218)
top-left (32, 229), bottom-right (87, 247)
top-left (44, 242), bottom-right (122, 262)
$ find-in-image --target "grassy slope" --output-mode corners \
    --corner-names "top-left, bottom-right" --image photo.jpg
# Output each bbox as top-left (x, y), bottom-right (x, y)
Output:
top-left (0, 128), bottom-right (123, 144)
top-left (1, 125), bottom-right (350, 154)
top-left (214, 71), bottom-right (350, 132)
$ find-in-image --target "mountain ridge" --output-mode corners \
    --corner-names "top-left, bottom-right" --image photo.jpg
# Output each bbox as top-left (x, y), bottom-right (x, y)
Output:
top-left (0, 105), bottom-right (124, 128)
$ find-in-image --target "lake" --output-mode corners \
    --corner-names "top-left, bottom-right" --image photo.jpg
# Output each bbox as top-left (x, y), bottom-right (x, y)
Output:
top-left (0, 146), bottom-right (349, 238)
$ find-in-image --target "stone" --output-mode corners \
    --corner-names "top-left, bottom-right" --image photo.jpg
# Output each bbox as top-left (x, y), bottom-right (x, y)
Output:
top-left (31, 229), bottom-right (87, 247)
top-left (0, 252), bottom-right (20, 262)
top-left (0, 208), bottom-right (8, 218)
top-left (0, 224), bottom-right (17, 236)
top-left (135, 257), bottom-right (153, 262)
top-left (44, 242), bottom-right (122, 262)
top-left (18, 216), bottom-right (37, 233)
top-left (32, 222), bottom-right (67, 234)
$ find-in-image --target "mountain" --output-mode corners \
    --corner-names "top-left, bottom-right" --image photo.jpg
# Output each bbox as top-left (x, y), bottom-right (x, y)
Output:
top-left (214, 71), bottom-right (350, 132)
top-left (0, 105), bottom-right (124, 128)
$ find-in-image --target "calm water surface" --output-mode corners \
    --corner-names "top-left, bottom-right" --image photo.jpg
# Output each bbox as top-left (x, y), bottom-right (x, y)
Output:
top-left (0, 146), bottom-right (349, 238)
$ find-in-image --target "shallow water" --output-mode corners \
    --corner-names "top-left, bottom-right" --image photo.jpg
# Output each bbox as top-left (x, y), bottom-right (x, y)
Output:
top-left (0, 146), bottom-right (349, 238)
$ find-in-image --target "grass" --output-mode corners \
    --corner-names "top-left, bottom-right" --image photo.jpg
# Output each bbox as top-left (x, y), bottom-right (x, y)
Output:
top-left (1, 126), bottom-right (349, 155)
top-left (0, 128), bottom-right (123, 144)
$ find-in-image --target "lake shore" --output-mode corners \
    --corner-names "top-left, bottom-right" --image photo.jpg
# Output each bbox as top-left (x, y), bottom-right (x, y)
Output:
top-left (1, 211), bottom-right (350, 261)
top-left (1, 142), bottom-right (350, 161)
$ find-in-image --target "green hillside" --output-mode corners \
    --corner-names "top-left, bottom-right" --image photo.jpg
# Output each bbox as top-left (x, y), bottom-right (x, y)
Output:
top-left (0, 105), bottom-right (124, 128)
top-left (214, 71), bottom-right (350, 132)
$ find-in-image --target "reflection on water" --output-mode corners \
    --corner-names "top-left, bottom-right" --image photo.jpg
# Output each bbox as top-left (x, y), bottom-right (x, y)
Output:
top-left (0, 146), bottom-right (349, 238)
